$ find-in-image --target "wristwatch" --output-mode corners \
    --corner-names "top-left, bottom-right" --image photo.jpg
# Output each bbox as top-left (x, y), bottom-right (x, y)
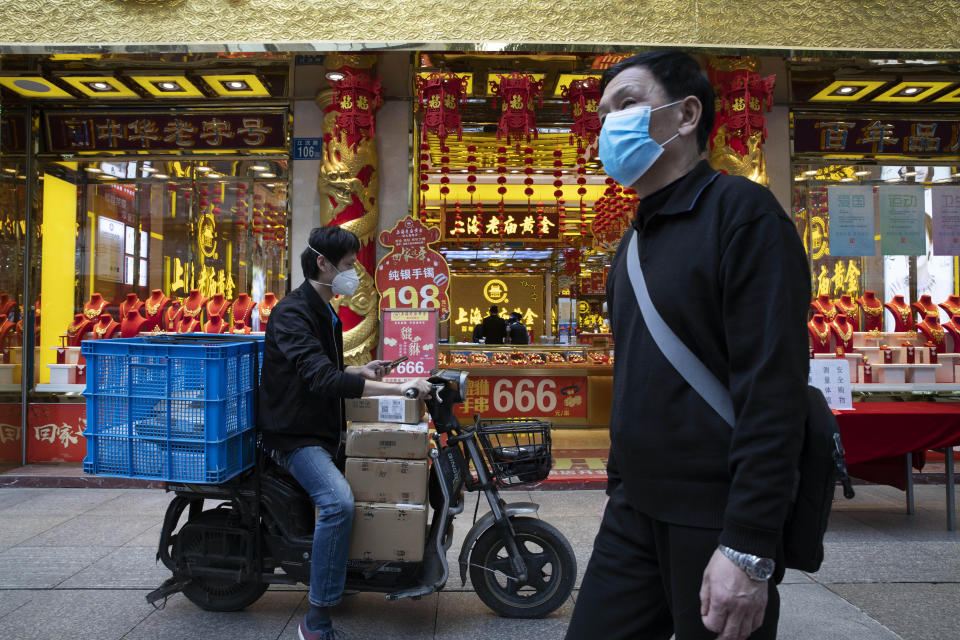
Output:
top-left (717, 544), bottom-right (775, 581)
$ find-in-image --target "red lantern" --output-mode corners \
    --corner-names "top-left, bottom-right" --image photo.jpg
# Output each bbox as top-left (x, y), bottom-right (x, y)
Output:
top-left (331, 67), bottom-right (383, 151)
top-left (709, 65), bottom-right (775, 156)
top-left (489, 73), bottom-right (543, 145)
top-left (562, 77), bottom-right (602, 146)
top-left (416, 72), bottom-right (467, 145)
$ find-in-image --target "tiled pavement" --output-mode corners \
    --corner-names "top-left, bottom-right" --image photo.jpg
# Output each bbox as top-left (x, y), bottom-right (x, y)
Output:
top-left (0, 484), bottom-right (957, 639)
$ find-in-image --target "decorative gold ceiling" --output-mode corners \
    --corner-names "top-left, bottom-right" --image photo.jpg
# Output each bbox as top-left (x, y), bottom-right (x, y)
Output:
top-left (1, 1), bottom-right (959, 50)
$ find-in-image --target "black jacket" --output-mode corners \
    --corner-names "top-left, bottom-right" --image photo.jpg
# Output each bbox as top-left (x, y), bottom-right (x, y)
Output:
top-left (606, 160), bottom-right (809, 559)
top-left (508, 321), bottom-right (530, 344)
top-left (481, 314), bottom-right (507, 344)
top-left (258, 280), bottom-right (366, 454)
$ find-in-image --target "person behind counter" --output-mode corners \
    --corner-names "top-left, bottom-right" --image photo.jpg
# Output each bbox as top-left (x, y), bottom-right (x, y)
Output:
top-left (481, 305), bottom-right (507, 344)
top-left (507, 311), bottom-right (530, 344)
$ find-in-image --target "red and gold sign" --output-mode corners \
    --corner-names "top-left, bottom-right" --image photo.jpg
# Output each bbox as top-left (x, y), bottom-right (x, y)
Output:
top-left (450, 274), bottom-right (544, 341)
top-left (331, 67), bottom-right (383, 151)
top-left (442, 206), bottom-right (560, 242)
top-left (454, 375), bottom-right (588, 420)
top-left (416, 72), bottom-right (467, 145)
top-left (376, 215), bottom-right (451, 321)
top-left (489, 73), bottom-right (544, 145)
top-left (709, 63), bottom-right (775, 156)
top-left (562, 77), bottom-right (602, 146)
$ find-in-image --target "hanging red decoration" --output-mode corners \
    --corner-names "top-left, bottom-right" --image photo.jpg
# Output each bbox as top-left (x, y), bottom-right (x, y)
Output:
top-left (450, 201), bottom-right (465, 235)
top-left (562, 76), bottom-right (602, 147)
top-left (330, 67), bottom-right (383, 151)
top-left (415, 72), bottom-right (467, 145)
top-left (466, 144), bottom-right (478, 202)
top-left (490, 73), bottom-right (544, 146)
top-left (708, 65), bottom-right (775, 157)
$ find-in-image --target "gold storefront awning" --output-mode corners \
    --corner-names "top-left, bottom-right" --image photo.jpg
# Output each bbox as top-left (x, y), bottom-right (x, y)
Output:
top-left (1, 0), bottom-right (959, 52)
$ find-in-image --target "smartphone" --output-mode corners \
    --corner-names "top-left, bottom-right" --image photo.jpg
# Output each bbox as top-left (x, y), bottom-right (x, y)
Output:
top-left (387, 355), bottom-right (409, 370)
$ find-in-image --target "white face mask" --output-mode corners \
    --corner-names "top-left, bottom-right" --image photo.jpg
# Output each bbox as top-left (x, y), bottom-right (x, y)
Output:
top-left (308, 246), bottom-right (360, 297)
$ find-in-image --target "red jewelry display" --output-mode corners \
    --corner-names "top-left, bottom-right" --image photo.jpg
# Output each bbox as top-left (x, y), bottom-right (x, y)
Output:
top-left (858, 290), bottom-right (883, 332)
top-left (65, 313), bottom-right (93, 347)
top-left (0, 318), bottom-right (16, 349)
top-left (83, 293), bottom-right (108, 321)
top-left (885, 295), bottom-right (915, 332)
top-left (258, 292), bottom-right (277, 328)
top-left (943, 316), bottom-right (960, 353)
top-left (119, 293), bottom-right (143, 318)
top-left (177, 316), bottom-right (201, 334)
top-left (232, 293), bottom-right (255, 328)
top-left (120, 309), bottom-right (148, 338)
top-left (92, 314), bottom-right (120, 339)
top-left (163, 300), bottom-right (183, 332)
top-left (808, 314), bottom-right (833, 354)
top-left (810, 295), bottom-right (837, 322)
top-left (0, 292), bottom-right (14, 317)
top-left (203, 314), bottom-right (229, 334)
top-left (939, 295), bottom-right (960, 319)
top-left (180, 290), bottom-right (207, 323)
top-left (831, 315), bottom-right (854, 352)
top-left (911, 294), bottom-right (939, 322)
top-left (142, 289), bottom-right (169, 332)
top-left (205, 293), bottom-right (231, 325)
top-left (917, 316), bottom-right (947, 350)
top-left (231, 320), bottom-right (251, 335)
top-left (835, 294), bottom-right (859, 331)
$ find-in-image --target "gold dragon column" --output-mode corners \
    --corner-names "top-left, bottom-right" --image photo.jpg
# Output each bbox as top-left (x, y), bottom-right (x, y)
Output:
top-left (316, 54), bottom-right (381, 365)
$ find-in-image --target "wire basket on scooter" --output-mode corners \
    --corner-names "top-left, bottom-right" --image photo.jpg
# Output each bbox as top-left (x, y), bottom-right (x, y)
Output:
top-left (476, 419), bottom-right (552, 487)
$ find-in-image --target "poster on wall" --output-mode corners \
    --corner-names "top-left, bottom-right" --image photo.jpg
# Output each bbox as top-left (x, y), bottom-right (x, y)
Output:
top-left (932, 186), bottom-right (960, 256)
top-left (376, 216), bottom-right (450, 320)
top-left (878, 185), bottom-right (925, 256)
top-left (95, 216), bottom-right (124, 283)
top-left (827, 186), bottom-right (875, 256)
top-left (449, 274), bottom-right (544, 342)
top-left (380, 308), bottom-right (437, 382)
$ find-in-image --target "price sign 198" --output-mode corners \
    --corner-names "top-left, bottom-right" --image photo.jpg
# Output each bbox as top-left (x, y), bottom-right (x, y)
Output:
top-left (380, 284), bottom-right (440, 309)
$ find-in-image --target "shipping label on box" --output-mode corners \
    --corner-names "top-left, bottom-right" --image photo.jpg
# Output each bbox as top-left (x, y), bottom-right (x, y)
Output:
top-left (345, 396), bottom-right (424, 424)
top-left (346, 457), bottom-right (428, 504)
top-left (345, 422), bottom-right (430, 459)
top-left (348, 502), bottom-right (427, 562)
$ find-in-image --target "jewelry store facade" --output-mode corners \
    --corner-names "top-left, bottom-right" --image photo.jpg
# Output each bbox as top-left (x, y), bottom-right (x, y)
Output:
top-left (0, 1), bottom-right (958, 467)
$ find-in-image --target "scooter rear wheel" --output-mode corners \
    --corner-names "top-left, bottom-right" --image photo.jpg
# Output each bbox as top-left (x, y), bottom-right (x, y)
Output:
top-left (177, 509), bottom-right (269, 612)
top-left (469, 516), bottom-right (576, 618)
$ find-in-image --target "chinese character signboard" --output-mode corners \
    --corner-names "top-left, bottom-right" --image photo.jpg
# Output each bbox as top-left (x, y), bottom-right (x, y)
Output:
top-left (794, 117), bottom-right (960, 156)
top-left (381, 309), bottom-right (437, 382)
top-left (932, 186), bottom-right (960, 256)
top-left (808, 360), bottom-right (852, 411)
top-left (46, 110), bottom-right (287, 152)
top-left (376, 215), bottom-right (451, 320)
top-left (450, 274), bottom-right (543, 342)
top-left (442, 207), bottom-right (561, 242)
top-left (878, 186), bottom-right (925, 255)
top-left (454, 375), bottom-right (588, 419)
top-left (827, 186), bottom-right (875, 256)
top-left (0, 403), bottom-right (87, 463)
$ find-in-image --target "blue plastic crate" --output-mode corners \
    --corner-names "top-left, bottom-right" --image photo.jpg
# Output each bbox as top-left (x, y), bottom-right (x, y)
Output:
top-left (82, 335), bottom-right (263, 482)
top-left (83, 429), bottom-right (255, 484)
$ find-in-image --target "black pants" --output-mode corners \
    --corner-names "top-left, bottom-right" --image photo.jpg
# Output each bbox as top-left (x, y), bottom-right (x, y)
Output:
top-left (566, 485), bottom-right (780, 640)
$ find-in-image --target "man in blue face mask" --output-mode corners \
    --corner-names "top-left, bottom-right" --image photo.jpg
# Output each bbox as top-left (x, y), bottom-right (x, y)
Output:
top-left (566, 52), bottom-right (809, 640)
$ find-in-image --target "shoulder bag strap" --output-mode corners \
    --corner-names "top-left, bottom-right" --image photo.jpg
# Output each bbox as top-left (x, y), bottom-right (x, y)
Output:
top-left (625, 228), bottom-right (736, 427)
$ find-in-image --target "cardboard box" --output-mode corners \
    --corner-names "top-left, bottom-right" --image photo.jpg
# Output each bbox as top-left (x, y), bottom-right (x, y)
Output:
top-left (346, 422), bottom-right (430, 459)
top-left (345, 396), bottom-right (424, 424)
top-left (348, 502), bottom-right (427, 562)
top-left (346, 457), bottom-right (428, 504)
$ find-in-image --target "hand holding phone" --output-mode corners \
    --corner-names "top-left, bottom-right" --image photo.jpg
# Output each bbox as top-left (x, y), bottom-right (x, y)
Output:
top-left (387, 355), bottom-right (409, 371)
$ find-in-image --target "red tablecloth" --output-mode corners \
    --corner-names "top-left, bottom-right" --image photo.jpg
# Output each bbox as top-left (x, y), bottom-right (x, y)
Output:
top-left (835, 402), bottom-right (960, 489)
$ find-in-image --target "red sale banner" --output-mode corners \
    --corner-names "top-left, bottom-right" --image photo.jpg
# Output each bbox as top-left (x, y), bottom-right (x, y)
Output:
top-left (381, 308), bottom-right (438, 382)
top-left (376, 215), bottom-right (451, 320)
top-left (0, 402), bottom-right (88, 463)
top-left (455, 375), bottom-right (587, 420)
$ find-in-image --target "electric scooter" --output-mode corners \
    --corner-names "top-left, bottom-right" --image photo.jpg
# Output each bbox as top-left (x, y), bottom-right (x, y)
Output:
top-left (147, 369), bottom-right (577, 619)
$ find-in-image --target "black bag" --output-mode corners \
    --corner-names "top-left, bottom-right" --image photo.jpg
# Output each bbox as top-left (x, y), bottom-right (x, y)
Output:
top-left (782, 386), bottom-right (855, 572)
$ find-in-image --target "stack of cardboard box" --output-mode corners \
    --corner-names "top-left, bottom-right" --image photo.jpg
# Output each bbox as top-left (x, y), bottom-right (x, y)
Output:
top-left (344, 396), bottom-right (430, 563)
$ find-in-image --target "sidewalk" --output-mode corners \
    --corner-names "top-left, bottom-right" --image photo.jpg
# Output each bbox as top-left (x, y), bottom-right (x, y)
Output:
top-left (0, 485), bottom-right (957, 640)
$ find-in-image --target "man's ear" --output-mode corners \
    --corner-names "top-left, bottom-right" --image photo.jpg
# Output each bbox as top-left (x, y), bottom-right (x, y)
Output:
top-left (677, 95), bottom-right (702, 140)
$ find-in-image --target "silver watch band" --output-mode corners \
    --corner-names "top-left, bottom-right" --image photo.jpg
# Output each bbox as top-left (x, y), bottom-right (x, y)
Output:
top-left (717, 544), bottom-right (774, 581)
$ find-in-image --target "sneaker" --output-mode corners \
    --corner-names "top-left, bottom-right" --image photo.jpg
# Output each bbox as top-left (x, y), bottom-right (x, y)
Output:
top-left (298, 616), bottom-right (343, 640)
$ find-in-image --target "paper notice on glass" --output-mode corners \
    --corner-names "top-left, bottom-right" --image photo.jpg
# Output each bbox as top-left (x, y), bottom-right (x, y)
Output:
top-left (879, 185), bottom-right (925, 256)
top-left (932, 186), bottom-right (960, 256)
top-left (808, 359), bottom-right (853, 411)
top-left (828, 186), bottom-right (875, 256)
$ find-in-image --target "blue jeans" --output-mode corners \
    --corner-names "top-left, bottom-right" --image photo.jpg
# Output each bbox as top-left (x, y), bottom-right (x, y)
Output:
top-left (280, 446), bottom-right (354, 607)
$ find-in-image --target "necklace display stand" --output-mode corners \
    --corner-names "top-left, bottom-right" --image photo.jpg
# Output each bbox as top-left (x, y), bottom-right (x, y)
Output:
top-left (810, 295), bottom-right (838, 322)
top-left (808, 314), bottom-right (833, 354)
top-left (884, 295), bottom-right (915, 332)
top-left (836, 294), bottom-right (859, 331)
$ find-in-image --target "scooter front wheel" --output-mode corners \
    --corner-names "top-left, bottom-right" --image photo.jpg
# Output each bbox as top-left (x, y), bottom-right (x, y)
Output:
top-left (469, 516), bottom-right (576, 619)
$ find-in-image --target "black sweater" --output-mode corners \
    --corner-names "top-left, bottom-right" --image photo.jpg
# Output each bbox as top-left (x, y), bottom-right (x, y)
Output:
top-left (258, 280), bottom-right (366, 455)
top-left (606, 160), bottom-right (809, 559)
